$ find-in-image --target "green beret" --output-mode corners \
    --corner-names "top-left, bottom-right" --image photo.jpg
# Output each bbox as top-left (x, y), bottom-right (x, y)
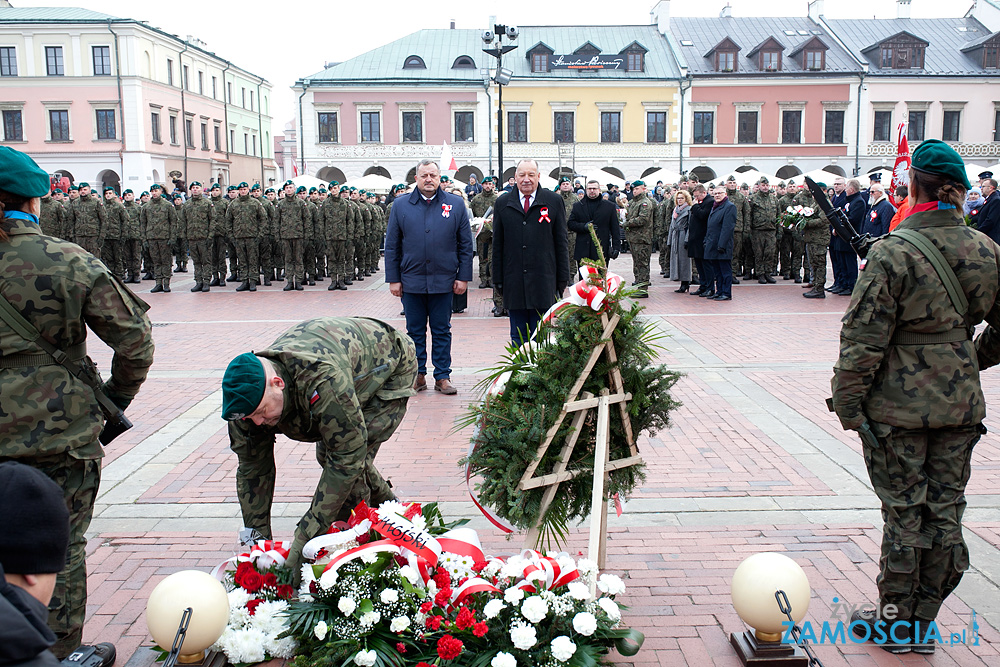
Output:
top-left (104, 186), bottom-right (115, 193)
top-left (340, 185), bottom-right (349, 192)
top-left (284, 180), bottom-right (294, 186)
top-left (440, 175), bottom-right (450, 182)
top-left (140, 191), bottom-right (149, 197)
top-left (0, 147), bottom-right (51, 198)
top-left (210, 183), bottom-right (221, 190)
top-left (911, 139), bottom-right (972, 190)
top-left (123, 189), bottom-right (133, 195)
top-left (173, 194), bottom-right (183, 201)
top-left (238, 181), bottom-right (249, 189)
top-left (68, 185), bottom-right (79, 191)
top-left (815, 182), bottom-right (827, 189)
top-left (778, 181), bottom-right (786, 187)
top-left (350, 187), bottom-right (357, 192)
top-left (726, 175), bottom-right (736, 182)
top-left (308, 187), bottom-right (317, 194)
top-left (189, 181), bottom-right (202, 188)
top-left (149, 184), bottom-right (162, 191)
top-left (53, 188), bottom-right (64, 194)
top-left (560, 176), bottom-right (571, 183)
top-left (482, 176), bottom-right (494, 184)
top-left (296, 186), bottom-right (306, 193)
top-left (632, 180), bottom-right (645, 187)
top-left (264, 188), bottom-right (275, 194)
top-left (227, 185), bottom-right (236, 191)
top-left (251, 183), bottom-right (261, 191)
top-left (318, 187), bottom-right (327, 194)
top-left (79, 182), bottom-right (90, 189)
top-left (359, 189), bottom-right (367, 195)
top-left (328, 181), bottom-right (339, 188)
top-left (221, 353), bottom-right (265, 421)
top-left (741, 183), bottom-right (749, 188)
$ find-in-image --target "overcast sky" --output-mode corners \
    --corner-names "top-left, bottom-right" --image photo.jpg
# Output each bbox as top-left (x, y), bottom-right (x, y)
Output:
top-left (17, 0), bottom-right (973, 126)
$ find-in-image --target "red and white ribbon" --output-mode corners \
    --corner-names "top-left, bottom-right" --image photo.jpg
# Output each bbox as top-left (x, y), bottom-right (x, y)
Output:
top-left (321, 539), bottom-right (401, 573)
top-left (465, 439), bottom-right (516, 534)
top-left (302, 520), bottom-right (372, 561)
top-left (509, 550), bottom-right (579, 592)
top-left (539, 207), bottom-right (551, 223)
top-left (371, 509), bottom-right (442, 567)
top-left (211, 539), bottom-right (291, 579)
top-left (451, 576), bottom-right (502, 607)
top-left (437, 527), bottom-right (486, 564)
top-left (442, 204), bottom-right (452, 218)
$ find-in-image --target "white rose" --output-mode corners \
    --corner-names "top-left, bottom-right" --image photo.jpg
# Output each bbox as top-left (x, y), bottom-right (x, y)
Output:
top-left (598, 597), bottom-right (620, 622)
top-left (353, 649), bottom-right (377, 667)
top-left (550, 636), bottom-right (577, 662)
top-left (314, 620), bottom-right (329, 640)
top-left (567, 582), bottom-right (591, 601)
top-left (380, 588), bottom-right (399, 604)
top-left (520, 596), bottom-right (549, 624)
top-left (338, 596), bottom-right (357, 615)
top-left (390, 615), bottom-right (410, 632)
top-left (597, 574), bottom-right (626, 595)
top-left (491, 651), bottom-right (517, 667)
top-left (509, 623), bottom-right (537, 650)
top-left (572, 611), bottom-right (597, 636)
top-left (504, 587), bottom-right (525, 604)
top-left (483, 599), bottom-right (506, 619)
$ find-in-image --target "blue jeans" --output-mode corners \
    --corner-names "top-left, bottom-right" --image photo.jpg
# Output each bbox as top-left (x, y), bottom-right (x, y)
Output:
top-left (401, 292), bottom-right (452, 380)
top-left (508, 309), bottom-right (541, 345)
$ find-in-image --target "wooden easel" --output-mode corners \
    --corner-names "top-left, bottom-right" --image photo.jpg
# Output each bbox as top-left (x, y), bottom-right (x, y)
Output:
top-left (518, 311), bottom-right (643, 567)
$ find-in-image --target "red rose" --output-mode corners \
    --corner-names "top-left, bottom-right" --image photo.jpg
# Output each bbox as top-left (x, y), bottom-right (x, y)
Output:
top-left (277, 584), bottom-right (294, 599)
top-left (396, 643), bottom-right (407, 654)
top-left (404, 502), bottom-right (422, 520)
top-left (437, 635), bottom-right (464, 661)
top-left (473, 622), bottom-right (488, 638)
top-left (356, 533), bottom-right (370, 546)
top-left (246, 598), bottom-right (263, 616)
top-left (309, 580), bottom-right (320, 594)
top-left (236, 561), bottom-right (254, 576)
top-left (454, 607), bottom-right (475, 630)
top-left (263, 572), bottom-right (278, 588)
top-left (241, 570), bottom-right (263, 593)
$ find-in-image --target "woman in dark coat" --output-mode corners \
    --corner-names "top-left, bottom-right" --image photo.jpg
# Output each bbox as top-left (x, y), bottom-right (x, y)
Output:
top-left (686, 186), bottom-right (714, 297)
top-left (667, 190), bottom-right (693, 292)
top-left (703, 185), bottom-right (737, 300)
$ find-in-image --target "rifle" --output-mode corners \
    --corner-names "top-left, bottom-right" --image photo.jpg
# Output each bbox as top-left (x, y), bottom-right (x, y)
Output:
top-left (804, 176), bottom-right (874, 259)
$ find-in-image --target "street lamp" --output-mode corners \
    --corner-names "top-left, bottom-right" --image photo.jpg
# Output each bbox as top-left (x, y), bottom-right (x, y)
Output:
top-left (483, 24), bottom-right (518, 180)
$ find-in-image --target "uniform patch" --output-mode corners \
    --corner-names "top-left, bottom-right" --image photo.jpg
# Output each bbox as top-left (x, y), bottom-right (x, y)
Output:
top-left (310, 390), bottom-right (320, 405)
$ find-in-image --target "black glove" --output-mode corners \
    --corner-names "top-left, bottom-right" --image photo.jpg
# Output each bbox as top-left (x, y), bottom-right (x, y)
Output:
top-left (718, 248), bottom-right (725, 254)
top-left (557, 282), bottom-right (567, 296)
top-left (683, 243), bottom-right (687, 250)
top-left (609, 250), bottom-right (619, 260)
top-left (101, 383), bottom-right (132, 412)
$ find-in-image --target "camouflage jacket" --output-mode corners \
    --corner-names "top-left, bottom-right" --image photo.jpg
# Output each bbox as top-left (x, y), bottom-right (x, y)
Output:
top-left (252, 196), bottom-right (272, 236)
top-left (140, 196), bottom-right (178, 241)
top-left (794, 191), bottom-right (830, 245)
top-left (70, 196), bottom-right (106, 241)
top-left (182, 195), bottom-right (216, 240)
top-left (227, 317), bottom-right (416, 515)
top-left (624, 192), bottom-right (654, 242)
top-left (470, 191), bottom-right (498, 218)
top-left (748, 191), bottom-right (778, 231)
top-left (355, 201), bottom-right (372, 241)
top-left (655, 197), bottom-right (674, 237)
top-left (122, 201), bottom-right (142, 240)
top-left (728, 189), bottom-right (750, 232)
top-left (776, 194), bottom-right (795, 228)
top-left (275, 195), bottom-right (309, 240)
top-left (210, 195), bottom-right (230, 235)
top-left (103, 199), bottom-right (126, 240)
top-left (39, 196), bottom-right (67, 240)
top-left (560, 190), bottom-right (578, 225)
top-left (0, 215), bottom-right (154, 460)
top-left (227, 195), bottom-right (265, 239)
top-left (832, 207), bottom-right (1000, 430)
top-left (322, 196), bottom-right (350, 242)
top-left (307, 201), bottom-right (321, 240)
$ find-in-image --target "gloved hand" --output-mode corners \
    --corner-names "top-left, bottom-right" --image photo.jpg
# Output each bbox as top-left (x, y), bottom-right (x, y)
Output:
top-left (609, 250), bottom-right (619, 260)
top-left (683, 243), bottom-right (687, 250)
top-left (718, 248), bottom-right (725, 254)
top-left (556, 282), bottom-right (567, 296)
top-left (100, 383), bottom-right (132, 412)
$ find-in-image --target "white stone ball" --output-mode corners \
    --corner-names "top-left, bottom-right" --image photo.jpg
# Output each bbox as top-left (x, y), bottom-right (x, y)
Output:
top-left (731, 553), bottom-right (810, 635)
top-left (145, 570), bottom-right (229, 653)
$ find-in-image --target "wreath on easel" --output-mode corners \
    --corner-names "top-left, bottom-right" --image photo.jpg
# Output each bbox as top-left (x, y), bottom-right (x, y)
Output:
top-left (460, 226), bottom-right (682, 549)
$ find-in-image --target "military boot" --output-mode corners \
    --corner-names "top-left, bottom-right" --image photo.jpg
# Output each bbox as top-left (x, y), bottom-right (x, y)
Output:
top-left (201, 283), bottom-right (211, 292)
top-left (294, 277), bottom-right (304, 291)
top-left (209, 276), bottom-right (221, 287)
top-left (328, 280), bottom-right (338, 290)
top-left (803, 287), bottom-right (825, 299)
top-left (248, 281), bottom-right (257, 292)
top-left (190, 283), bottom-right (202, 293)
top-left (179, 261), bottom-right (188, 272)
top-left (343, 276), bottom-right (353, 285)
top-left (143, 271), bottom-right (154, 281)
top-left (282, 280), bottom-right (294, 291)
top-left (227, 272), bottom-right (238, 282)
top-left (150, 281), bottom-right (163, 293)
top-left (338, 280), bottom-right (347, 291)
top-left (162, 278), bottom-right (171, 293)
top-left (356, 272), bottom-right (365, 281)
top-left (235, 281), bottom-right (250, 292)
top-left (263, 274), bottom-right (271, 286)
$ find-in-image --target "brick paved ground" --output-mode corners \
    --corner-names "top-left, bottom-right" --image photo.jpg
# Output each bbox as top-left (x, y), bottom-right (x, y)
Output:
top-left (78, 254), bottom-right (1000, 665)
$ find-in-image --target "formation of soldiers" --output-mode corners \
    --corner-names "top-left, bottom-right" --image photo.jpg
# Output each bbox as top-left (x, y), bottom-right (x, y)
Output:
top-left (37, 179), bottom-right (388, 294)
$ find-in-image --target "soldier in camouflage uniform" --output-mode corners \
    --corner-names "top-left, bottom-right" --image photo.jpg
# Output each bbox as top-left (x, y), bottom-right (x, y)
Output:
top-left (250, 185), bottom-right (273, 286)
top-left (209, 183), bottom-right (230, 287)
top-left (356, 190), bottom-right (373, 278)
top-left (39, 191), bottom-right (68, 240)
top-left (340, 187), bottom-right (357, 286)
top-left (0, 146), bottom-right (154, 658)
top-left (263, 188), bottom-right (280, 283)
top-left (725, 176), bottom-right (748, 283)
top-left (227, 182), bottom-right (266, 292)
top-left (120, 189), bottom-right (143, 284)
top-left (322, 184), bottom-right (351, 291)
top-left (301, 187), bottom-right (319, 285)
top-left (368, 192), bottom-right (384, 274)
top-left (798, 185), bottom-right (830, 298)
top-left (833, 141), bottom-right (994, 654)
top-left (624, 180), bottom-right (654, 296)
top-left (181, 181), bottom-right (216, 292)
top-left (101, 187), bottom-right (126, 280)
top-left (656, 187), bottom-right (674, 278)
top-left (276, 182), bottom-right (308, 291)
top-left (140, 184), bottom-right (179, 293)
top-left (786, 184), bottom-right (807, 283)
top-left (775, 182), bottom-right (795, 279)
top-left (310, 188), bottom-right (327, 281)
top-left (221, 316), bottom-right (416, 577)
top-left (558, 177), bottom-right (579, 281)
top-left (470, 177), bottom-right (498, 288)
top-left (68, 182), bottom-right (105, 259)
top-left (748, 177), bottom-right (778, 283)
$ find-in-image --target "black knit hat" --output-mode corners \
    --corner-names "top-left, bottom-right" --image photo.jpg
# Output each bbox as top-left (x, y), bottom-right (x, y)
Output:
top-left (0, 462), bottom-right (69, 574)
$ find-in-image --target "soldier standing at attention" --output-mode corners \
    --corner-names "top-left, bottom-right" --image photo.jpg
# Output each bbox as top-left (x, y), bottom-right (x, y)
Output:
top-left (209, 183), bottom-right (230, 287)
top-left (471, 176), bottom-right (498, 289)
top-left (624, 180), bottom-right (654, 297)
top-left (264, 188), bottom-right (281, 283)
top-left (101, 187), bottom-right (126, 280)
top-left (68, 182), bottom-right (105, 259)
top-left (227, 182), bottom-right (266, 292)
top-left (748, 176), bottom-right (778, 283)
top-left (309, 187), bottom-right (327, 282)
top-left (0, 146), bottom-right (154, 658)
top-left (799, 184), bottom-right (831, 298)
top-left (276, 181), bottom-right (308, 291)
top-left (832, 140), bottom-right (997, 654)
top-left (725, 176), bottom-right (747, 285)
top-left (121, 189), bottom-right (143, 284)
top-left (140, 184), bottom-right (179, 293)
top-left (221, 317), bottom-right (416, 577)
top-left (181, 181), bottom-right (216, 293)
top-left (558, 177), bottom-right (579, 281)
top-left (341, 186), bottom-right (357, 286)
top-left (352, 189), bottom-right (370, 281)
top-left (39, 189), bottom-right (68, 240)
top-left (322, 182), bottom-right (350, 291)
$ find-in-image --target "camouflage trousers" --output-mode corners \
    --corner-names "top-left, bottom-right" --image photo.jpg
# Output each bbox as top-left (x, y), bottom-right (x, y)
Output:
top-left (189, 238), bottom-right (212, 286)
top-left (778, 228), bottom-right (794, 276)
top-left (171, 237), bottom-right (188, 267)
top-left (354, 238), bottom-right (365, 277)
top-left (344, 242), bottom-right (355, 280)
top-left (234, 238), bottom-right (259, 283)
top-left (788, 233), bottom-right (805, 280)
top-left (211, 236), bottom-right (228, 280)
top-left (11, 455), bottom-right (101, 659)
top-left (303, 239), bottom-right (317, 281)
top-left (313, 240), bottom-right (327, 278)
top-left (327, 240), bottom-right (347, 282)
top-left (477, 236), bottom-right (492, 283)
top-left (731, 230), bottom-right (744, 277)
top-left (122, 239), bottom-right (142, 279)
top-left (148, 239), bottom-right (173, 281)
top-left (227, 239), bottom-right (239, 278)
top-left (626, 237), bottom-right (651, 286)
top-left (751, 229), bottom-right (776, 277)
top-left (77, 235), bottom-right (102, 260)
top-left (101, 239), bottom-right (124, 279)
top-left (567, 230), bottom-right (578, 281)
top-left (259, 236), bottom-right (275, 279)
top-left (658, 232), bottom-right (671, 275)
top-left (282, 238), bottom-right (304, 283)
top-left (864, 422), bottom-right (982, 620)
top-left (805, 242), bottom-right (828, 287)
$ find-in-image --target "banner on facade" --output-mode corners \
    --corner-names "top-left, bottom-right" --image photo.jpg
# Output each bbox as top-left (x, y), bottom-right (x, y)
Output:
top-left (548, 55), bottom-right (625, 70)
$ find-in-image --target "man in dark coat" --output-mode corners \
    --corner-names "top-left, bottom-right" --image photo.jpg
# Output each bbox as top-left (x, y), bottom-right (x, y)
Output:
top-left (493, 159), bottom-right (569, 343)
top-left (703, 185), bottom-right (737, 300)
top-left (976, 179), bottom-right (1000, 244)
top-left (567, 180), bottom-right (620, 265)
top-left (863, 183), bottom-right (896, 238)
top-left (830, 179), bottom-right (865, 295)
top-left (385, 159), bottom-right (473, 395)
top-left (687, 185), bottom-right (714, 297)
top-left (828, 177), bottom-right (849, 292)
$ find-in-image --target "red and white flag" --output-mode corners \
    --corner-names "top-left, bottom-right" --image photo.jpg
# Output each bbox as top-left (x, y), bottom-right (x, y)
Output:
top-left (292, 163), bottom-right (299, 177)
top-left (890, 122), bottom-right (910, 205)
top-left (440, 141), bottom-right (458, 173)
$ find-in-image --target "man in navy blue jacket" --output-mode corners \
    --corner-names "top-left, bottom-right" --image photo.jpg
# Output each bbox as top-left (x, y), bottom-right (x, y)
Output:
top-left (385, 159), bottom-right (474, 395)
top-left (863, 183), bottom-right (896, 238)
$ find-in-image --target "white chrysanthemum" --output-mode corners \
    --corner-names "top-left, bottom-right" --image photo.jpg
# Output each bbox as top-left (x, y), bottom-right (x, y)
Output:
top-left (360, 610), bottom-right (381, 627)
top-left (500, 557), bottom-right (526, 579)
top-left (380, 588), bottom-right (399, 604)
top-left (314, 620), bottom-right (329, 640)
top-left (504, 587), bottom-right (525, 604)
top-left (410, 513), bottom-right (428, 532)
top-left (491, 651), bottom-right (517, 667)
top-left (228, 588), bottom-right (252, 608)
top-left (510, 622), bottom-right (537, 650)
top-left (598, 597), bottom-right (620, 622)
top-left (597, 574), bottom-right (626, 595)
top-left (427, 580), bottom-right (438, 597)
top-left (251, 600), bottom-right (289, 636)
top-left (572, 611), bottom-right (597, 636)
top-left (353, 649), bottom-right (378, 666)
top-left (520, 595), bottom-right (548, 623)
top-left (576, 559), bottom-right (598, 577)
top-left (415, 611), bottom-right (428, 626)
top-left (398, 565), bottom-right (420, 586)
top-left (567, 582), bottom-right (591, 601)
top-left (319, 568), bottom-right (339, 590)
top-left (264, 634), bottom-right (297, 658)
top-left (219, 627), bottom-right (267, 663)
top-left (550, 636), bottom-right (577, 661)
top-left (361, 551), bottom-right (378, 564)
top-left (483, 599), bottom-right (506, 619)
top-left (483, 560), bottom-right (503, 577)
top-left (338, 596), bottom-right (357, 615)
top-left (390, 615), bottom-right (410, 632)
top-left (377, 500), bottom-right (408, 517)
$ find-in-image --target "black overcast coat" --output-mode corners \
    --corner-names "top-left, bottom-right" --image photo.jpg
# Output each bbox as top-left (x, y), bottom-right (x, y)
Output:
top-left (493, 188), bottom-right (570, 311)
top-left (567, 196), bottom-right (621, 263)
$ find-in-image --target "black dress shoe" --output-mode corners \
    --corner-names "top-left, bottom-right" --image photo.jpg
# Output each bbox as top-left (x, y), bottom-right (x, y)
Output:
top-left (698, 291), bottom-right (716, 298)
top-left (732, 277), bottom-right (740, 285)
top-left (711, 294), bottom-right (732, 300)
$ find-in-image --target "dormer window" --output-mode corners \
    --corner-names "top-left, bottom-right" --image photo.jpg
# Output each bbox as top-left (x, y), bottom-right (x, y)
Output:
top-left (762, 50), bottom-right (780, 71)
top-left (805, 49), bottom-right (824, 69)
top-left (626, 52), bottom-right (644, 71)
top-left (403, 55), bottom-right (426, 69)
top-left (452, 56), bottom-right (475, 69)
top-left (574, 42), bottom-right (601, 56)
top-left (986, 45), bottom-right (999, 69)
top-left (791, 36), bottom-right (828, 71)
top-left (868, 32), bottom-right (928, 70)
top-left (716, 51), bottom-right (735, 71)
top-left (748, 37), bottom-right (784, 72)
top-left (526, 43), bottom-right (554, 73)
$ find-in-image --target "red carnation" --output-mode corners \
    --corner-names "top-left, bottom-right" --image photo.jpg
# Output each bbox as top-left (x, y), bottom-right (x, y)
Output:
top-left (277, 584), bottom-right (294, 599)
top-left (404, 502), bottom-right (422, 520)
top-left (263, 572), bottom-right (278, 587)
top-left (356, 532), bottom-right (370, 546)
top-left (417, 663), bottom-right (434, 667)
top-left (241, 570), bottom-right (263, 593)
top-left (434, 587), bottom-right (452, 608)
top-left (246, 598), bottom-right (263, 616)
top-left (420, 601), bottom-right (434, 613)
top-left (433, 570), bottom-right (451, 588)
top-left (454, 607), bottom-right (475, 630)
top-left (425, 614), bottom-right (443, 630)
top-left (472, 561), bottom-right (488, 573)
top-left (396, 643), bottom-right (407, 654)
top-left (437, 635), bottom-right (464, 661)
top-left (458, 577), bottom-right (469, 586)
top-left (473, 622), bottom-right (488, 638)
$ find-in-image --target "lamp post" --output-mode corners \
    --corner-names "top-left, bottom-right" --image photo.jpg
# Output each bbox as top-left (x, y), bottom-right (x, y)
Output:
top-left (483, 24), bottom-right (518, 181)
